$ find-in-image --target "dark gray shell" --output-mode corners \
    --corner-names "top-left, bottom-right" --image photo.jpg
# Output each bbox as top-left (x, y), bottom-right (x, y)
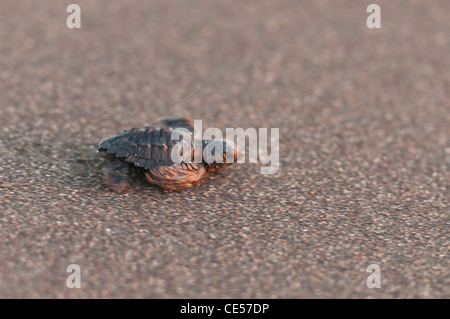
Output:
top-left (98, 126), bottom-right (195, 169)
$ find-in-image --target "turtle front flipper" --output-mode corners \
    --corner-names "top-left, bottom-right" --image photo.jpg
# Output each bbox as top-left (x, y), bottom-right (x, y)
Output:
top-left (159, 117), bottom-right (194, 132)
top-left (101, 158), bottom-right (130, 192)
top-left (145, 163), bottom-right (207, 191)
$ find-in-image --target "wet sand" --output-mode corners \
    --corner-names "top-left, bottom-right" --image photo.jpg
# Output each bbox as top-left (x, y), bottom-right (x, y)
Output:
top-left (0, 0), bottom-right (448, 298)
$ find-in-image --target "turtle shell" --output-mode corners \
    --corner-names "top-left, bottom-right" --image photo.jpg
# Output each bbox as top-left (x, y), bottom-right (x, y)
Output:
top-left (98, 126), bottom-right (195, 169)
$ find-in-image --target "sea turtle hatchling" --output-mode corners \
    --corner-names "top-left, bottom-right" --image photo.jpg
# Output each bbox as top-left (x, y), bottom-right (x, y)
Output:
top-left (98, 118), bottom-right (238, 191)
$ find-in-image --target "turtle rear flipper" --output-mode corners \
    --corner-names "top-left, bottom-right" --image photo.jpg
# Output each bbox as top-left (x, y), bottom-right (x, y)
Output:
top-left (102, 159), bottom-right (130, 192)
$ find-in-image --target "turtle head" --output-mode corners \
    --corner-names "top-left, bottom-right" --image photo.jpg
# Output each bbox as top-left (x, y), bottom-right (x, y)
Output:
top-left (202, 139), bottom-right (238, 172)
